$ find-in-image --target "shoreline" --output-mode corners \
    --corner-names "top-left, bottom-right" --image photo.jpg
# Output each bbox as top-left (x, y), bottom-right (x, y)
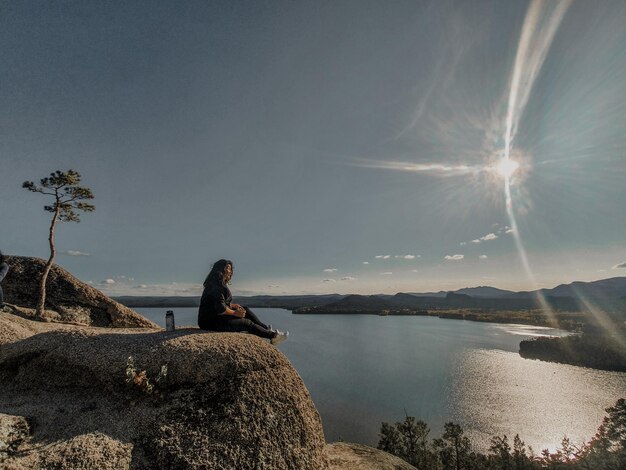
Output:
top-left (133, 305), bottom-right (626, 373)
top-left (291, 307), bottom-right (582, 331)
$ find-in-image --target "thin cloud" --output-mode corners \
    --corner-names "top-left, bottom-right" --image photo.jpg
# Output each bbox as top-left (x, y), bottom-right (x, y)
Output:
top-left (62, 250), bottom-right (90, 257)
top-left (380, 272), bottom-right (393, 275)
top-left (467, 232), bottom-right (499, 245)
top-left (375, 255), bottom-right (384, 259)
top-left (479, 254), bottom-right (488, 259)
top-left (444, 254), bottom-right (464, 261)
top-left (394, 255), bottom-right (420, 259)
top-left (268, 284), bottom-right (280, 288)
top-left (353, 159), bottom-right (481, 176)
top-left (612, 262), bottom-right (626, 269)
top-left (383, 255), bottom-right (390, 259)
top-left (322, 278), bottom-right (337, 283)
top-left (101, 282), bottom-right (204, 296)
top-left (505, 228), bottom-right (515, 234)
top-left (340, 276), bottom-right (357, 281)
top-left (362, 261), bottom-right (370, 265)
top-left (323, 268), bottom-right (338, 272)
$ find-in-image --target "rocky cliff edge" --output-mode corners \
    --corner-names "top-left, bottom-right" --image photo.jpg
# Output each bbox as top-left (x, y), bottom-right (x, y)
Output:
top-left (0, 325), bottom-right (328, 469)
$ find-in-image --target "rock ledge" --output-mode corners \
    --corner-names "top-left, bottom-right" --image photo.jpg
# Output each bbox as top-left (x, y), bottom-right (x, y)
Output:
top-left (0, 326), bottom-right (328, 469)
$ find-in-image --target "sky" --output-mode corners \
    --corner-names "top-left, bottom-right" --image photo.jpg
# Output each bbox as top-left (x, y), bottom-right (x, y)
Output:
top-left (1, 0), bottom-right (625, 297)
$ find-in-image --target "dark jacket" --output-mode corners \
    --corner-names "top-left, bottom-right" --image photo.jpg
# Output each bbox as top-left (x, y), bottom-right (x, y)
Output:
top-left (198, 280), bottom-right (232, 329)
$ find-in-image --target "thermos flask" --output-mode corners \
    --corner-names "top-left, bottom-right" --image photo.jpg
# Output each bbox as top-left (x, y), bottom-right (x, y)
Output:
top-left (165, 310), bottom-right (175, 331)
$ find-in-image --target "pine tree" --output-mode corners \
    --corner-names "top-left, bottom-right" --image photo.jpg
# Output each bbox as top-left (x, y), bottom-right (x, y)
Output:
top-left (23, 170), bottom-right (95, 317)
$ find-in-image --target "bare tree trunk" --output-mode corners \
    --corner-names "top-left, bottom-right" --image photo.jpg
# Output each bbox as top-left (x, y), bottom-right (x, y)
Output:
top-left (36, 206), bottom-right (59, 318)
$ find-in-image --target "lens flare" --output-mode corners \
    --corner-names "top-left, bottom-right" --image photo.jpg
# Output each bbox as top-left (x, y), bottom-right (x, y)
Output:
top-left (502, 0), bottom-right (572, 323)
top-left (353, 1), bottom-right (621, 336)
top-left (497, 159), bottom-right (520, 179)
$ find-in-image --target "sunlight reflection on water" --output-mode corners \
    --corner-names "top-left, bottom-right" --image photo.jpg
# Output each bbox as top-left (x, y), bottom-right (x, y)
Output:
top-left (449, 349), bottom-right (626, 452)
top-left (489, 324), bottom-right (571, 338)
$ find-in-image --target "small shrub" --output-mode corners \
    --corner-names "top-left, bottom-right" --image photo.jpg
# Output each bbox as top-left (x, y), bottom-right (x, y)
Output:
top-left (125, 356), bottom-right (168, 396)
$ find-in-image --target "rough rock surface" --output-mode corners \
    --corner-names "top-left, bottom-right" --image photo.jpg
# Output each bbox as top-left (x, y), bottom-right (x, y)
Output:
top-left (0, 323), bottom-right (328, 469)
top-left (2, 256), bottom-right (156, 328)
top-left (0, 309), bottom-right (84, 346)
top-left (0, 414), bottom-right (30, 460)
top-left (325, 443), bottom-right (416, 470)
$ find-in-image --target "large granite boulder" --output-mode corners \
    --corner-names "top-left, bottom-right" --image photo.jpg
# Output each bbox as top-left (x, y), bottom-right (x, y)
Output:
top-left (0, 326), bottom-right (328, 469)
top-left (0, 309), bottom-right (82, 346)
top-left (2, 256), bottom-right (156, 328)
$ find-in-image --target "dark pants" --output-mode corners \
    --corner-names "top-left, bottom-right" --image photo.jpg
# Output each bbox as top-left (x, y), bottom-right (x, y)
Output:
top-left (0, 285), bottom-right (3, 306)
top-left (210, 307), bottom-right (274, 339)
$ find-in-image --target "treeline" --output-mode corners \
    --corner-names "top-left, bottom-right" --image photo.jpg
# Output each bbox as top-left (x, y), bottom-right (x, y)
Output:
top-left (519, 333), bottom-right (626, 372)
top-left (113, 296), bottom-right (200, 308)
top-left (295, 294), bottom-right (585, 314)
top-left (436, 309), bottom-right (583, 330)
top-left (378, 398), bottom-right (626, 470)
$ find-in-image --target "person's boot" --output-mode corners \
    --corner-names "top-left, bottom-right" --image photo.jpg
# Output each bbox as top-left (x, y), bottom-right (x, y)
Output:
top-left (271, 330), bottom-right (289, 345)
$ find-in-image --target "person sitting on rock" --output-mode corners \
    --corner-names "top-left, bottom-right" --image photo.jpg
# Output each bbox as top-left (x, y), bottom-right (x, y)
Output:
top-left (198, 259), bottom-right (288, 345)
top-left (0, 251), bottom-right (9, 309)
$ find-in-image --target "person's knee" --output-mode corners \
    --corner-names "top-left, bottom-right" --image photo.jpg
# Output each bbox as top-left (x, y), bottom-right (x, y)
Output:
top-left (241, 318), bottom-right (256, 328)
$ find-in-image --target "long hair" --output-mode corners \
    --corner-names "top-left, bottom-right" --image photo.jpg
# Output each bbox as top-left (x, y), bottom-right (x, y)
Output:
top-left (0, 251), bottom-right (5, 265)
top-left (203, 259), bottom-right (233, 287)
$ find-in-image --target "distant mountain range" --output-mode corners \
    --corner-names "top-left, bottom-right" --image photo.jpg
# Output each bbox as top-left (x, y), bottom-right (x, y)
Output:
top-left (114, 277), bottom-right (626, 317)
top-left (409, 286), bottom-right (516, 298)
top-left (408, 277), bottom-right (626, 300)
top-left (509, 277), bottom-right (626, 300)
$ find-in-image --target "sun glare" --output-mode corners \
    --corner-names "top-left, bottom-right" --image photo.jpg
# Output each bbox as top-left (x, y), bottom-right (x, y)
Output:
top-left (497, 158), bottom-right (520, 179)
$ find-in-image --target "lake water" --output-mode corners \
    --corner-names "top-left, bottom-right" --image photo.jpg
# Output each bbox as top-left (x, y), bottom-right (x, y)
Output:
top-left (137, 307), bottom-right (626, 452)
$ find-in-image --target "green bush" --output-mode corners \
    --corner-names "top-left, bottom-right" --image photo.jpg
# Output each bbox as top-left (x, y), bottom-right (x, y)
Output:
top-left (378, 399), bottom-right (626, 469)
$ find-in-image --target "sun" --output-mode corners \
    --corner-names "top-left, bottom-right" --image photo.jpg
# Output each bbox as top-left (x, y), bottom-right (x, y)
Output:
top-left (496, 158), bottom-right (520, 179)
